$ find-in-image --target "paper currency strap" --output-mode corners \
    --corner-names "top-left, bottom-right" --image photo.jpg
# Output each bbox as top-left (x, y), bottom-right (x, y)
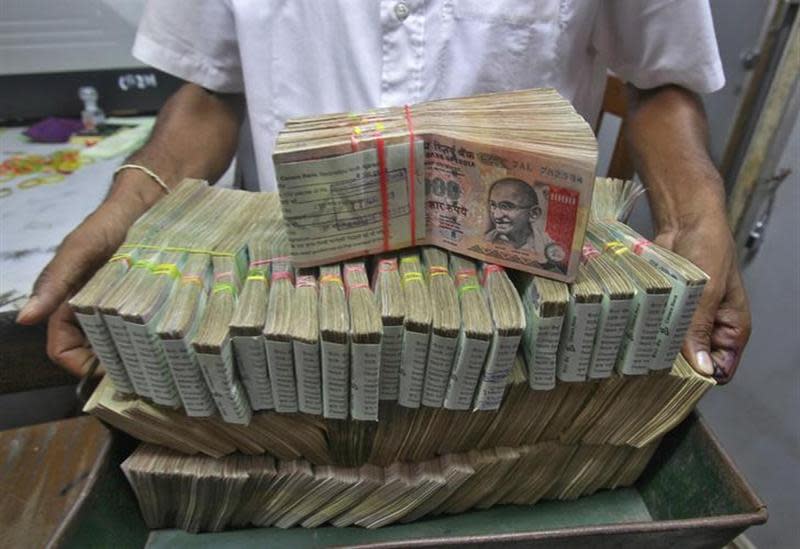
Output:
top-left (350, 104), bottom-right (417, 252)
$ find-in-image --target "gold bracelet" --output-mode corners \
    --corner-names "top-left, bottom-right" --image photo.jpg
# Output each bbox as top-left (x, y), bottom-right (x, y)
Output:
top-left (114, 163), bottom-right (170, 195)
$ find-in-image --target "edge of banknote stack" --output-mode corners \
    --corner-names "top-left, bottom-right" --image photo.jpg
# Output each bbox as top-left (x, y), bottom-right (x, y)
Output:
top-left (72, 173), bottom-right (715, 532)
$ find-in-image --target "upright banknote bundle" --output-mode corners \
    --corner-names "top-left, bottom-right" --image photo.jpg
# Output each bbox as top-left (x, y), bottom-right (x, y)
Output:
top-left (73, 177), bottom-right (709, 429)
top-left (273, 88), bottom-right (598, 281)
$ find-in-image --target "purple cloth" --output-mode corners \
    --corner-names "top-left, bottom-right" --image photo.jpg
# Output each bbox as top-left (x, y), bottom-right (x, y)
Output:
top-left (24, 117), bottom-right (84, 143)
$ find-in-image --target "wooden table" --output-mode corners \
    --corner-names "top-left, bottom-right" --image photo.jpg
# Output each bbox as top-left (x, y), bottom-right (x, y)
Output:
top-left (0, 416), bottom-right (112, 549)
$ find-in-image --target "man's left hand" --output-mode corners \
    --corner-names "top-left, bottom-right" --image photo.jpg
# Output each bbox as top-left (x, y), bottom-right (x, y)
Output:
top-left (654, 213), bottom-right (751, 384)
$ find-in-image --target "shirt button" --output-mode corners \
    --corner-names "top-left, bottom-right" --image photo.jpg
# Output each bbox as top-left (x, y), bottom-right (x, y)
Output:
top-left (394, 2), bottom-right (410, 21)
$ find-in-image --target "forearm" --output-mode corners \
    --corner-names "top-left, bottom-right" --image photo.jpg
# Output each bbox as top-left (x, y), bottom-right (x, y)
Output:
top-left (17, 83), bottom-right (245, 368)
top-left (107, 83), bottom-right (244, 219)
top-left (88, 83), bottom-right (244, 257)
top-left (625, 85), bottom-right (750, 382)
top-left (625, 85), bottom-right (727, 238)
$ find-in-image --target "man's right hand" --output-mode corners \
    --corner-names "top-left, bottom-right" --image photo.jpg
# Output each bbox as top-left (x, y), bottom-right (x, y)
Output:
top-left (14, 83), bottom-right (245, 376)
top-left (15, 196), bottom-right (143, 376)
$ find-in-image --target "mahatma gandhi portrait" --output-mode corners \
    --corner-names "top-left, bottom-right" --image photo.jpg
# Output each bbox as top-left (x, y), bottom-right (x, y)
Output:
top-left (485, 178), bottom-right (548, 248)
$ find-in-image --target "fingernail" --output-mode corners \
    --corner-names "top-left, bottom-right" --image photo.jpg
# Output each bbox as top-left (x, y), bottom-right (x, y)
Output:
top-left (15, 296), bottom-right (39, 323)
top-left (695, 351), bottom-right (714, 376)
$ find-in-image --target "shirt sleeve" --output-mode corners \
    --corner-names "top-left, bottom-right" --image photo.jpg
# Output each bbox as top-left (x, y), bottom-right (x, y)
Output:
top-left (592, 0), bottom-right (725, 93)
top-left (132, 0), bottom-right (244, 93)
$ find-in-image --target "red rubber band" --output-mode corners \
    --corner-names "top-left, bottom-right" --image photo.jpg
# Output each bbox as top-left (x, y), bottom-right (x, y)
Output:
top-left (481, 264), bottom-right (504, 286)
top-left (271, 271), bottom-right (294, 283)
top-left (455, 268), bottom-right (477, 286)
top-left (296, 275), bottom-right (317, 289)
top-left (375, 131), bottom-right (391, 253)
top-left (404, 104), bottom-right (416, 246)
top-left (632, 239), bottom-right (651, 255)
top-left (582, 244), bottom-right (601, 263)
top-left (344, 264), bottom-right (367, 275)
top-left (348, 283), bottom-right (369, 290)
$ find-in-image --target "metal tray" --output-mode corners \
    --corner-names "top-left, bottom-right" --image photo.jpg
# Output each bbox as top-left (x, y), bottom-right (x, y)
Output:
top-left (59, 412), bottom-right (767, 549)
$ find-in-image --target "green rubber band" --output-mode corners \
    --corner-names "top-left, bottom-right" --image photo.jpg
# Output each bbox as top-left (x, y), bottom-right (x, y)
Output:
top-left (212, 282), bottom-right (236, 295)
top-left (458, 284), bottom-right (479, 297)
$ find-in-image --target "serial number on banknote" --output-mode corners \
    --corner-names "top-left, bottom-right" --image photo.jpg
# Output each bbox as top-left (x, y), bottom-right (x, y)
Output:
top-left (539, 166), bottom-right (584, 185)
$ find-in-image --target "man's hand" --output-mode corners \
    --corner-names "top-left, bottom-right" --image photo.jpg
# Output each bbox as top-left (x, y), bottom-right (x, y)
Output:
top-left (654, 215), bottom-right (751, 384)
top-left (15, 83), bottom-right (244, 375)
top-left (16, 182), bottom-right (149, 376)
top-left (626, 84), bottom-right (751, 383)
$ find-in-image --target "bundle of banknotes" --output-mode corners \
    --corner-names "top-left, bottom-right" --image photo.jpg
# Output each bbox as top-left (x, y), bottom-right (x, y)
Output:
top-left (72, 177), bottom-right (709, 429)
top-left (273, 88), bottom-right (598, 282)
top-left (70, 173), bottom-right (719, 533)
top-left (86, 353), bottom-right (712, 466)
top-left (122, 437), bottom-right (658, 532)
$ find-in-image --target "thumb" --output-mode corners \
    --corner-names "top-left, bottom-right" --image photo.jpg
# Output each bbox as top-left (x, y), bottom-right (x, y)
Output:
top-left (16, 249), bottom-right (89, 325)
top-left (16, 223), bottom-right (116, 325)
top-left (682, 283), bottom-right (721, 377)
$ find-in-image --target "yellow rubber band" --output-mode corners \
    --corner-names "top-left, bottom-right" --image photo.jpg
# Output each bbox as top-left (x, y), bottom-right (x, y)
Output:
top-left (403, 272), bottom-right (423, 284)
top-left (119, 243), bottom-right (235, 258)
top-left (181, 275), bottom-right (204, 287)
top-left (246, 274), bottom-right (268, 283)
top-left (133, 260), bottom-right (155, 271)
top-left (109, 253), bottom-right (133, 267)
top-left (153, 263), bottom-right (181, 279)
top-left (247, 267), bottom-right (268, 278)
top-left (320, 274), bottom-right (343, 286)
top-left (604, 241), bottom-right (628, 255)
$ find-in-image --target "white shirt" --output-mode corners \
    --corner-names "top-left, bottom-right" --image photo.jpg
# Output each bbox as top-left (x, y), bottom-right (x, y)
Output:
top-left (133, 0), bottom-right (724, 191)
